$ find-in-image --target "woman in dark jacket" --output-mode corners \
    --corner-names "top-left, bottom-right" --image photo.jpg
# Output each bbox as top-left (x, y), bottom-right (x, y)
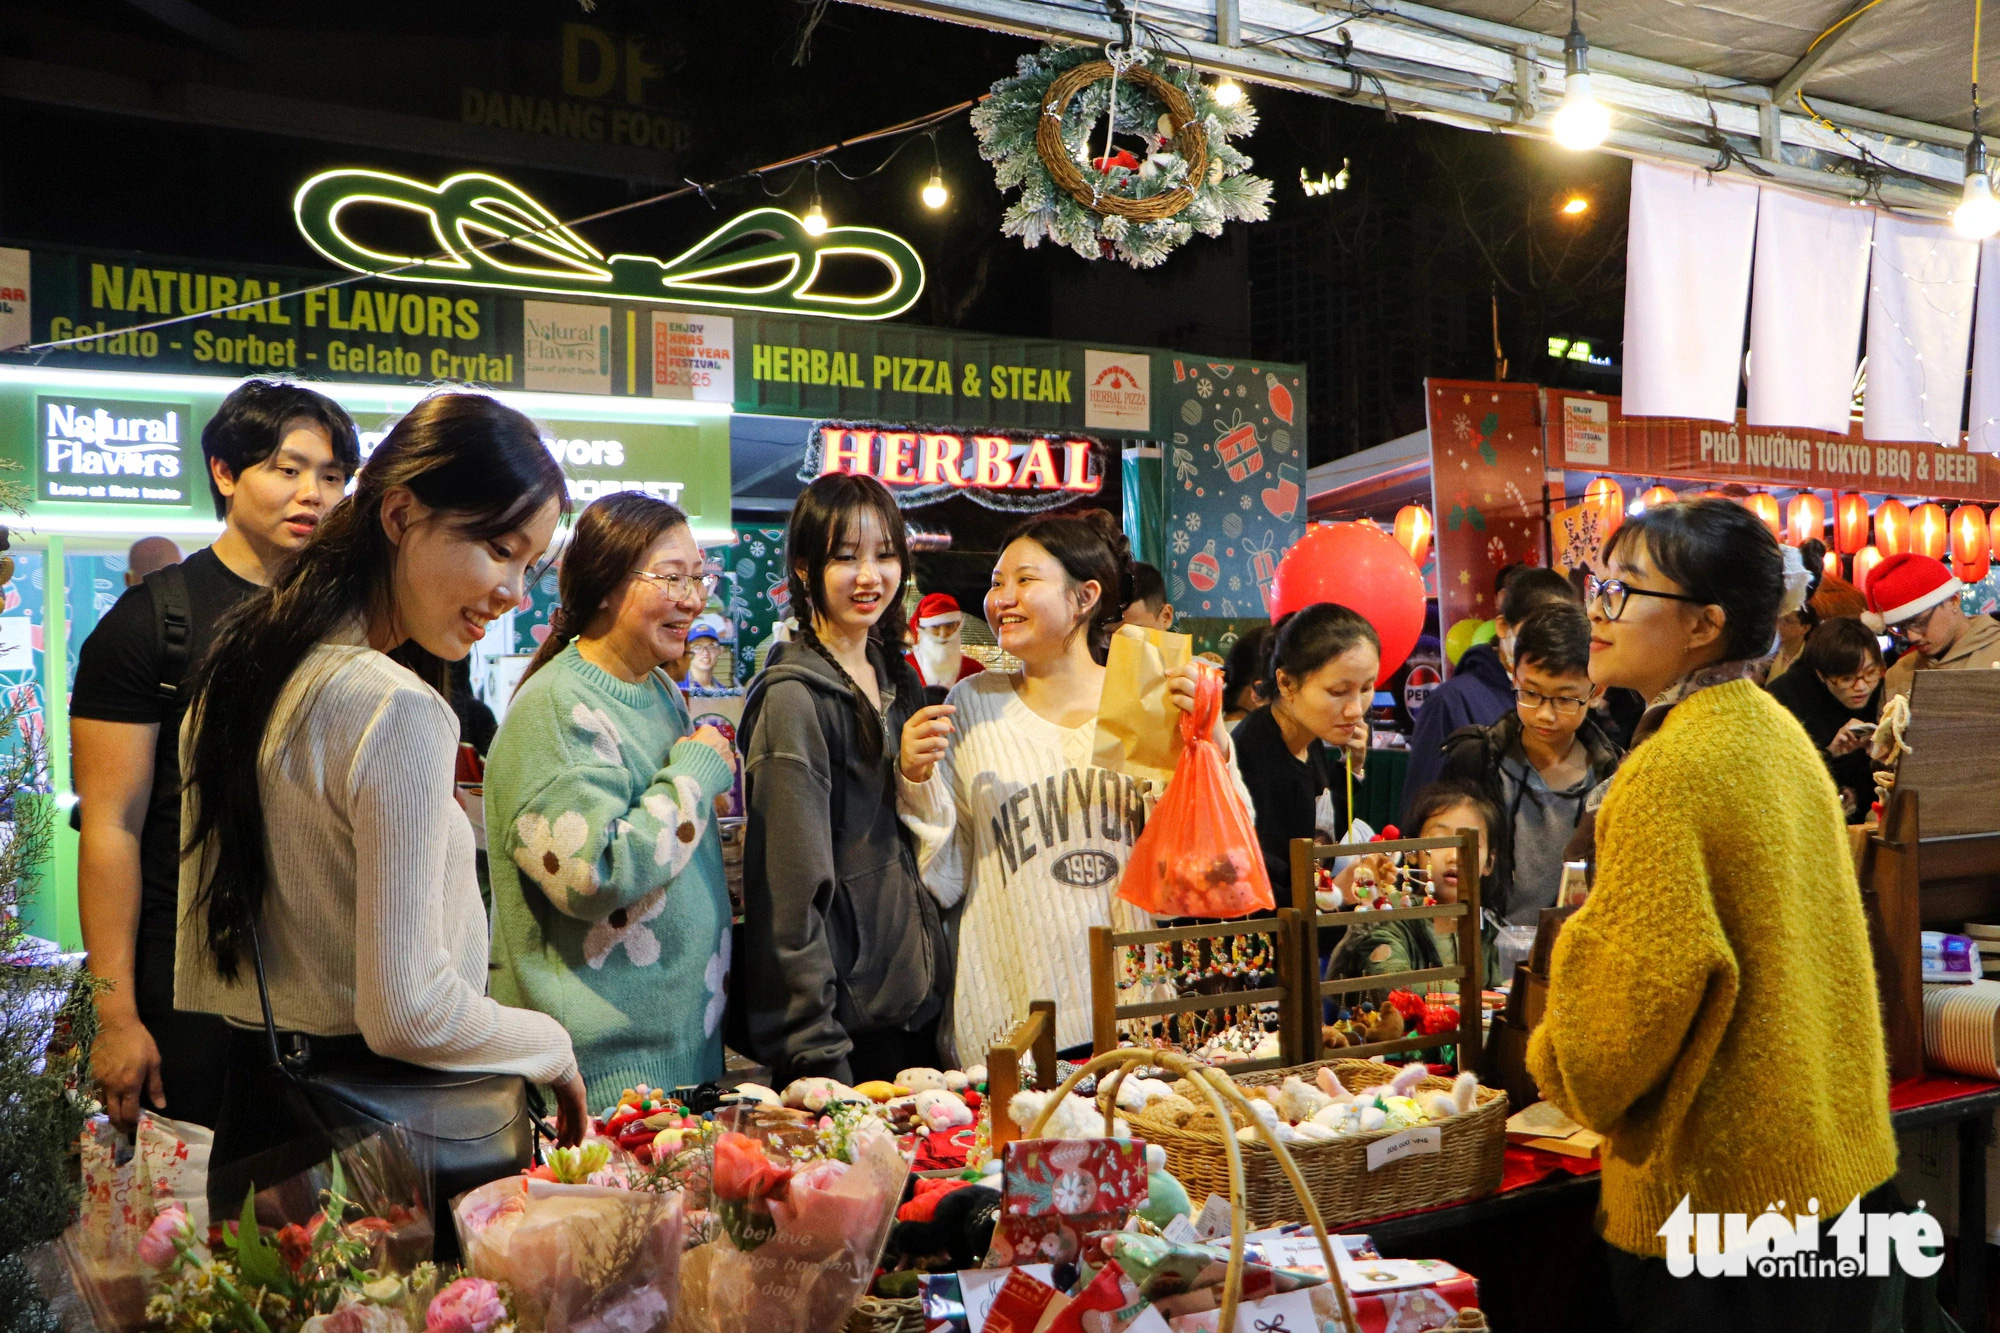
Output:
top-left (1767, 616), bottom-right (1883, 823)
top-left (1438, 603), bottom-right (1621, 925)
top-left (737, 473), bottom-right (951, 1087)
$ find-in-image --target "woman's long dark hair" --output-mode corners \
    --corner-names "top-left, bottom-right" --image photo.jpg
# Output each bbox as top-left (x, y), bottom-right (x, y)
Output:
top-left (785, 472), bottom-right (911, 759)
top-left (1004, 508), bottom-right (1135, 664)
top-left (183, 391), bottom-right (569, 980)
top-left (517, 492), bottom-right (690, 692)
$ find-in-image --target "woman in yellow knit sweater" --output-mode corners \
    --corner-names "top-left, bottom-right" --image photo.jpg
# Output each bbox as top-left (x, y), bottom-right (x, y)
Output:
top-left (1527, 499), bottom-right (1897, 1330)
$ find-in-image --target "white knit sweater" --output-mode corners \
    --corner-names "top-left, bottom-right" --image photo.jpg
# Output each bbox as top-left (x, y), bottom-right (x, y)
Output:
top-left (900, 669), bottom-right (1254, 1060)
top-left (175, 636), bottom-right (577, 1086)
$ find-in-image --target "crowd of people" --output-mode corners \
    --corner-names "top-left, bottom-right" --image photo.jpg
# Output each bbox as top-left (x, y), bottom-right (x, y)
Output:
top-left (72, 377), bottom-right (1998, 1328)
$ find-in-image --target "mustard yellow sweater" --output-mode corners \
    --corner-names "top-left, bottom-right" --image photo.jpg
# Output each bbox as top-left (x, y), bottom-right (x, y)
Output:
top-left (1526, 679), bottom-right (1895, 1257)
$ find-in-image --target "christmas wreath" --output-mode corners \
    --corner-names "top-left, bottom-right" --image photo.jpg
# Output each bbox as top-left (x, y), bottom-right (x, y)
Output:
top-left (972, 43), bottom-right (1273, 268)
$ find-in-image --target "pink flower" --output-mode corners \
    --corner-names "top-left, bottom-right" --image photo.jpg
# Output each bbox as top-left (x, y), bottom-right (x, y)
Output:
top-left (426, 1278), bottom-right (506, 1333)
top-left (137, 1204), bottom-right (192, 1268)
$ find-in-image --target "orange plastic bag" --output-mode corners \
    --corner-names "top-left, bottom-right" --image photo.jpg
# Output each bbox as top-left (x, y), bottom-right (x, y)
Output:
top-left (1115, 668), bottom-right (1274, 918)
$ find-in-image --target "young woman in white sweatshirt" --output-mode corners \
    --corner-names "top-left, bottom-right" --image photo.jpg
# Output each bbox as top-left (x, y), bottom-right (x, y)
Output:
top-left (898, 510), bottom-right (1248, 1060)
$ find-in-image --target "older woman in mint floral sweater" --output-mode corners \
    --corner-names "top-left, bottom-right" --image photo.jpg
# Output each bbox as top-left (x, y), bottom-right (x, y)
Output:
top-left (484, 495), bottom-right (736, 1109)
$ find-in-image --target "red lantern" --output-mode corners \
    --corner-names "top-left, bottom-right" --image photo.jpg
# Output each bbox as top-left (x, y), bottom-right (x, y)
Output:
top-left (1991, 506), bottom-right (2000, 560)
top-left (1853, 544), bottom-right (1885, 591)
top-left (1835, 493), bottom-right (1870, 554)
top-left (1874, 499), bottom-right (1911, 556)
top-left (1953, 504), bottom-right (1991, 584)
top-left (1822, 548), bottom-right (1842, 581)
top-left (1785, 493), bottom-right (1826, 547)
top-left (1746, 492), bottom-right (1782, 537)
top-left (1912, 502), bottom-right (1948, 560)
top-left (1638, 485), bottom-right (1677, 512)
top-left (1585, 477), bottom-right (1625, 538)
top-left (1393, 504), bottom-right (1434, 567)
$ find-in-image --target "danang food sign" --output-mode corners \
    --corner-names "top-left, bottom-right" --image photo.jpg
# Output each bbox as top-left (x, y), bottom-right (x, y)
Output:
top-left (802, 421), bottom-right (1105, 512)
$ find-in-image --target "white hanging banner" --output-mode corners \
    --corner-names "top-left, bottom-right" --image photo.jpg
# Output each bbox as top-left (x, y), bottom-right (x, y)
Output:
top-left (1968, 239), bottom-right (2000, 455)
top-left (1621, 161), bottom-right (1759, 424)
top-left (1746, 188), bottom-right (1872, 435)
top-left (1864, 212), bottom-right (1978, 445)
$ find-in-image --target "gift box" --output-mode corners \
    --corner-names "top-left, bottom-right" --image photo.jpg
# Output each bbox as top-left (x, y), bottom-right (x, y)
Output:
top-left (988, 1139), bottom-right (1148, 1267)
top-left (1337, 1275), bottom-right (1478, 1333)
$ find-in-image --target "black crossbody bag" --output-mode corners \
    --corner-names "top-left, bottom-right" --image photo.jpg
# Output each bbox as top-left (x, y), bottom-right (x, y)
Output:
top-left (204, 929), bottom-right (543, 1226)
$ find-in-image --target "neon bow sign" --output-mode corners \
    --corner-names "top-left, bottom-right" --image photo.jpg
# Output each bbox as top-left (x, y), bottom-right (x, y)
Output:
top-left (293, 169), bottom-right (925, 321)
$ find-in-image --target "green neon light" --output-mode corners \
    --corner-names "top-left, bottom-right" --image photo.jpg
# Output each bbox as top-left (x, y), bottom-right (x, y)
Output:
top-left (293, 169), bottom-right (925, 321)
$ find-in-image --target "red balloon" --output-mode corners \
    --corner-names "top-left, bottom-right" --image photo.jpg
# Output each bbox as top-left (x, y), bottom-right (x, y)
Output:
top-left (1268, 521), bottom-right (1427, 684)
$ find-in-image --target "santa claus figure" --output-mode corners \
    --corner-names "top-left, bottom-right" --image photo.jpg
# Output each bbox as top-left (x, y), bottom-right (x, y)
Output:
top-left (906, 592), bottom-right (986, 702)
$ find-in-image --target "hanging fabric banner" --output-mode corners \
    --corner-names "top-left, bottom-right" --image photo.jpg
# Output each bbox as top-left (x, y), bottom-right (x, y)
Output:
top-left (1747, 187), bottom-right (1872, 435)
top-left (1621, 161), bottom-right (1760, 424)
top-left (1968, 239), bottom-right (2000, 455)
top-left (1864, 212), bottom-right (1978, 446)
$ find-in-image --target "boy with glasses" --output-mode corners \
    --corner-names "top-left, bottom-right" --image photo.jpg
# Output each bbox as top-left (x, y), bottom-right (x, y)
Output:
top-left (1862, 553), bottom-right (2000, 704)
top-left (1437, 602), bottom-right (1622, 925)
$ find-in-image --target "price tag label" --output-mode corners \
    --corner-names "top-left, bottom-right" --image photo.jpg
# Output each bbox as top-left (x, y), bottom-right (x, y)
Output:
top-left (1365, 1127), bottom-right (1441, 1171)
top-left (1192, 1192), bottom-right (1233, 1240)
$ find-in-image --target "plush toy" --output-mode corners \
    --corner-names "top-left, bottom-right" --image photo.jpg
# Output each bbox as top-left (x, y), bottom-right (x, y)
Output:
top-left (1362, 1005), bottom-right (1405, 1045)
top-left (1112, 1075), bottom-right (1178, 1112)
top-left (964, 1064), bottom-right (988, 1085)
top-left (728, 1083), bottom-right (780, 1106)
top-left (782, 1076), bottom-right (865, 1112)
top-left (943, 1069), bottom-right (972, 1093)
top-left (896, 1067), bottom-right (950, 1093)
top-left (1007, 1089), bottom-right (1130, 1140)
top-left (1136, 1144), bottom-right (1192, 1226)
top-left (913, 1088), bottom-right (974, 1131)
top-left (1387, 1061), bottom-right (1429, 1098)
top-left (1275, 1076), bottom-right (1333, 1124)
top-left (1314, 1067), bottom-right (1357, 1104)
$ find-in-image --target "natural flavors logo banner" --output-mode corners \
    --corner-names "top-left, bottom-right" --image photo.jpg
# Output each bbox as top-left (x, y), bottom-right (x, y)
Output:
top-left (522, 300), bottom-right (611, 393)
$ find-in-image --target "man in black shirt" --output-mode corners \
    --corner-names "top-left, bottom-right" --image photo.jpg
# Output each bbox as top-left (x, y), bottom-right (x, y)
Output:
top-left (74, 379), bottom-right (359, 1133)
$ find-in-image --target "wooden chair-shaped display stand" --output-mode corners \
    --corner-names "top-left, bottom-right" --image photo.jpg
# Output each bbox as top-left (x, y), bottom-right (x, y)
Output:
top-left (1086, 912), bottom-right (1308, 1073)
top-left (1287, 830), bottom-right (1486, 1067)
top-left (1863, 671), bottom-right (2000, 1079)
top-left (986, 999), bottom-right (1058, 1153)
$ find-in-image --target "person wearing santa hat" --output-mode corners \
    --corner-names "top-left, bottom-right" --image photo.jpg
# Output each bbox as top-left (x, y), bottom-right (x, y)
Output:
top-left (1866, 552), bottom-right (2000, 704)
top-left (906, 592), bottom-right (985, 705)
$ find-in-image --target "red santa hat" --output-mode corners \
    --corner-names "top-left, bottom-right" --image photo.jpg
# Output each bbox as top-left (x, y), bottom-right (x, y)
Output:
top-left (911, 592), bottom-right (964, 631)
top-left (1862, 552), bottom-right (1962, 632)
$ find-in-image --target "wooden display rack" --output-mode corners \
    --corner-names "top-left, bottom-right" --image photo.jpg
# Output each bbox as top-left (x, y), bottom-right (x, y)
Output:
top-left (1287, 830), bottom-right (1487, 1068)
top-left (985, 999), bottom-right (1058, 1152)
top-left (1086, 912), bottom-right (1309, 1074)
top-left (1863, 671), bottom-right (2000, 1080)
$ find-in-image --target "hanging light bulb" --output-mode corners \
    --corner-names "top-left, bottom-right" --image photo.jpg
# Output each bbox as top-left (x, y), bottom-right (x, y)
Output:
top-left (921, 169), bottom-right (948, 210)
top-left (1552, 0), bottom-right (1611, 152)
top-left (802, 161), bottom-right (829, 236)
top-left (1213, 77), bottom-right (1245, 108)
top-left (1333, 158), bottom-right (1351, 190)
top-left (1956, 6), bottom-right (2000, 239)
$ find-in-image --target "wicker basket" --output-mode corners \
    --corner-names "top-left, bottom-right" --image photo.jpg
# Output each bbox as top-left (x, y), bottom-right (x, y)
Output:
top-left (1128, 1058), bottom-right (1508, 1230)
top-left (843, 1296), bottom-right (926, 1333)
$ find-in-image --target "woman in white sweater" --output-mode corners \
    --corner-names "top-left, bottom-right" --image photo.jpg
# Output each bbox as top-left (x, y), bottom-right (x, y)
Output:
top-left (899, 510), bottom-right (1246, 1060)
top-left (176, 391), bottom-right (587, 1181)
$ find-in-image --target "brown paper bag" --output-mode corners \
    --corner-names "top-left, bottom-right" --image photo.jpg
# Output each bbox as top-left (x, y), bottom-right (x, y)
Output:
top-left (1091, 623), bottom-right (1193, 785)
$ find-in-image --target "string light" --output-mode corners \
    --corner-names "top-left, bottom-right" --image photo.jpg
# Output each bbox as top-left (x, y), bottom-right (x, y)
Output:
top-left (1214, 78), bottom-right (1245, 107)
top-left (1552, 0), bottom-right (1611, 151)
top-left (1560, 195), bottom-right (1590, 216)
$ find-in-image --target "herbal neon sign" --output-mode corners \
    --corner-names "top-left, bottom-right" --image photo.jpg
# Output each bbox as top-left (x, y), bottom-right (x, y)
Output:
top-left (801, 421), bottom-right (1104, 513)
top-left (293, 169), bottom-right (924, 321)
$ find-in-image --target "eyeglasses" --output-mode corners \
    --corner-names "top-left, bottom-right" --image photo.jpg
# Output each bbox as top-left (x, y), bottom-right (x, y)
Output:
top-left (1823, 665), bottom-right (1884, 692)
top-left (631, 569), bottom-right (718, 602)
top-left (1585, 575), bottom-right (1704, 622)
top-left (1515, 686), bottom-right (1593, 716)
top-left (1887, 603), bottom-right (1943, 643)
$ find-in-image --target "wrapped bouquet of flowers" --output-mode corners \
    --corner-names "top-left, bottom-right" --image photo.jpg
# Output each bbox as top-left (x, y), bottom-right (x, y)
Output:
top-left (453, 1141), bottom-right (684, 1333)
top-left (688, 1106), bottom-right (908, 1333)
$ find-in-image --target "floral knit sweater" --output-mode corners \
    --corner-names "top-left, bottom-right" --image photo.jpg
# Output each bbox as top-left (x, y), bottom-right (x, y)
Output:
top-left (484, 643), bottom-right (735, 1108)
top-left (1526, 679), bottom-right (1896, 1257)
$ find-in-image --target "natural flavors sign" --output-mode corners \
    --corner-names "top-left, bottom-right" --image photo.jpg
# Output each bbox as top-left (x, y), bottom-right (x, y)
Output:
top-left (522, 300), bottom-right (612, 392)
top-left (37, 396), bottom-right (190, 505)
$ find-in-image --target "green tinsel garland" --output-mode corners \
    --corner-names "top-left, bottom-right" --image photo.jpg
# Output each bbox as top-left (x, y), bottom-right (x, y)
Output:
top-left (972, 44), bottom-right (1273, 269)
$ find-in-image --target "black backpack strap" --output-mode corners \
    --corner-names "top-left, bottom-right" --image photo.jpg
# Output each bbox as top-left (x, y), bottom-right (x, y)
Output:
top-left (144, 563), bottom-right (193, 704)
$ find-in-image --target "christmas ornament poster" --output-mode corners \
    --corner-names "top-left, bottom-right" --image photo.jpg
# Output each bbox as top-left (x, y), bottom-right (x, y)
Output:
top-left (1426, 381), bottom-right (1549, 636)
top-left (1162, 360), bottom-right (1306, 625)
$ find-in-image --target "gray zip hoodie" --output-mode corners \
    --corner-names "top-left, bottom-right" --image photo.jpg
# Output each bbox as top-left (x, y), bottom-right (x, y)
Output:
top-left (737, 639), bottom-right (948, 1084)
